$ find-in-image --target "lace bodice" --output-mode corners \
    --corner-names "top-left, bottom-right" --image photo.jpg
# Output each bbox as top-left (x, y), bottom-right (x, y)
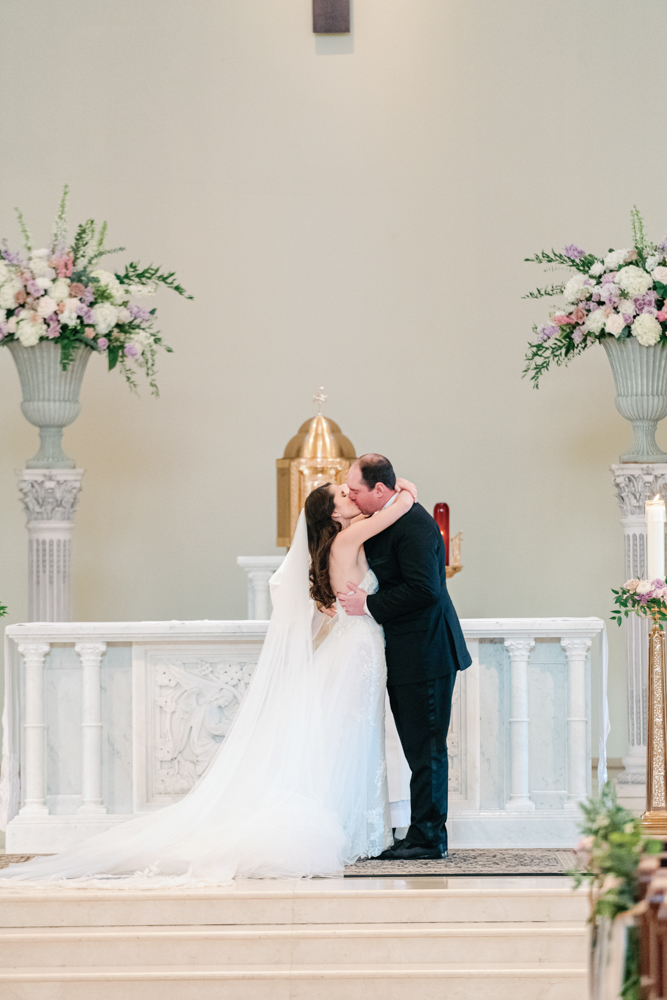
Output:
top-left (335, 568), bottom-right (379, 618)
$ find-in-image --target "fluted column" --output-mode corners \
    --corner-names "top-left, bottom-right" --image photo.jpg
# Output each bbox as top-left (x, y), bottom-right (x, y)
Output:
top-left (18, 642), bottom-right (51, 816)
top-left (75, 642), bottom-right (107, 815)
top-left (561, 638), bottom-right (591, 808)
top-left (18, 469), bottom-right (84, 622)
top-left (236, 557), bottom-right (284, 619)
top-left (505, 638), bottom-right (535, 811)
top-left (612, 464), bottom-right (667, 790)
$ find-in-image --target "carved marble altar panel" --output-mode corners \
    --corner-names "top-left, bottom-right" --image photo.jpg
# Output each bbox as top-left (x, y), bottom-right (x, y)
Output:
top-left (132, 643), bottom-right (260, 810)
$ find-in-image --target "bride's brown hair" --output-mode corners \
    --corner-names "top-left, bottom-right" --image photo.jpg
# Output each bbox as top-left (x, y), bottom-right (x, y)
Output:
top-left (304, 484), bottom-right (341, 610)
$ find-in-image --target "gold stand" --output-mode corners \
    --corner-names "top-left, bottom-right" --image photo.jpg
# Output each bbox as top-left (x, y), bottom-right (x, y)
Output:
top-left (642, 621), bottom-right (667, 836)
top-left (445, 531), bottom-right (463, 580)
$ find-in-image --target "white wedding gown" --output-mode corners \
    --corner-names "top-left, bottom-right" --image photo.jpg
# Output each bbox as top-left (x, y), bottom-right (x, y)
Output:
top-left (0, 514), bottom-right (392, 887)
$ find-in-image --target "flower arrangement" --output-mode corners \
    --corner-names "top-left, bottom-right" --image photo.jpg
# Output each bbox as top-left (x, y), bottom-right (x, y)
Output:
top-left (524, 208), bottom-right (667, 385)
top-left (611, 577), bottom-right (667, 627)
top-left (574, 784), bottom-right (661, 1000)
top-left (0, 186), bottom-right (192, 393)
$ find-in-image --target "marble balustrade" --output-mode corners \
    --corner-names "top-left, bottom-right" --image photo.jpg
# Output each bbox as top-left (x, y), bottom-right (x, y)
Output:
top-left (0, 617), bottom-right (603, 853)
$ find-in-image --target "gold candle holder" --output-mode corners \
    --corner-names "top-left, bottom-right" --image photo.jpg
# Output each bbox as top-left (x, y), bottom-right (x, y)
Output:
top-left (445, 531), bottom-right (463, 580)
top-left (643, 618), bottom-right (667, 836)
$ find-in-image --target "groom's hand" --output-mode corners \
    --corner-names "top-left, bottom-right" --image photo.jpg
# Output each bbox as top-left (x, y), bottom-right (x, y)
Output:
top-left (337, 582), bottom-right (367, 617)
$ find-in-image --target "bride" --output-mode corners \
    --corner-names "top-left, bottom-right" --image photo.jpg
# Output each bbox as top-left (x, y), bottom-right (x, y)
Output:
top-left (0, 479), bottom-right (416, 886)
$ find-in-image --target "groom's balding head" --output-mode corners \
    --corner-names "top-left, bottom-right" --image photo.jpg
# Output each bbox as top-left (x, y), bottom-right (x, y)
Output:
top-left (347, 454), bottom-right (397, 515)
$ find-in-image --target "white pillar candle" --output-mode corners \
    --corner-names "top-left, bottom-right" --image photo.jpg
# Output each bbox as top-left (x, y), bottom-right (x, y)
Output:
top-left (646, 494), bottom-right (666, 581)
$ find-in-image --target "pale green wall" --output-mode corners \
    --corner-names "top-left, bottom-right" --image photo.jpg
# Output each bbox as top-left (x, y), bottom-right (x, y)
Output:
top-left (2, 0), bottom-right (666, 761)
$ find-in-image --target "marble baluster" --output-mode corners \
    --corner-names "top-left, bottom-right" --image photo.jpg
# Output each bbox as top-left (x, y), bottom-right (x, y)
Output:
top-left (75, 642), bottom-right (107, 815)
top-left (236, 557), bottom-right (285, 619)
top-left (504, 638), bottom-right (536, 811)
top-left (561, 638), bottom-right (591, 809)
top-left (18, 642), bottom-right (51, 816)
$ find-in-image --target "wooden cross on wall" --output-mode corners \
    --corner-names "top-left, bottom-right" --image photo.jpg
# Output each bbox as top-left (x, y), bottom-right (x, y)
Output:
top-left (313, 0), bottom-right (350, 33)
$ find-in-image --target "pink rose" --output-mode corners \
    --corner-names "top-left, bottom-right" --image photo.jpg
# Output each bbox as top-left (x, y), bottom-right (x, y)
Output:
top-left (570, 306), bottom-right (586, 323)
top-left (553, 314), bottom-right (570, 326)
top-left (624, 579), bottom-right (640, 592)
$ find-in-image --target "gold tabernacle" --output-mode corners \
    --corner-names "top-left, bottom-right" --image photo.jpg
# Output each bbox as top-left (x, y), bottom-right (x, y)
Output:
top-left (642, 621), bottom-right (667, 836)
top-left (276, 389), bottom-right (356, 547)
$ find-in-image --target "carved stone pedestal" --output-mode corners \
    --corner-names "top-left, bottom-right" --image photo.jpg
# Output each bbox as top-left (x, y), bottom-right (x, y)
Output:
top-left (236, 557), bottom-right (284, 619)
top-left (18, 469), bottom-right (83, 622)
top-left (612, 464), bottom-right (667, 804)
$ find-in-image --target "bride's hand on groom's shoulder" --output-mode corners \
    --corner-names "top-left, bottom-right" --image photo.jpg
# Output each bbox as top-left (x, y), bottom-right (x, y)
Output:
top-left (396, 478), bottom-right (418, 501)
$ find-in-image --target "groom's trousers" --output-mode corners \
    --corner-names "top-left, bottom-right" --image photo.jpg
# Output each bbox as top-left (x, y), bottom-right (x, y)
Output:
top-left (387, 672), bottom-right (457, 851)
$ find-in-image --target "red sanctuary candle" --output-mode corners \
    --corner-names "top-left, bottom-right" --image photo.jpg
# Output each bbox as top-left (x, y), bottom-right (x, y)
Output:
top-left (433, 503), bottom-right (450, 565)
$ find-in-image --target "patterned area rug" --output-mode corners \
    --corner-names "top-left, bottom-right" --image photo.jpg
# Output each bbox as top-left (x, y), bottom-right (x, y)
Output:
top-left (1, 850), bottom-right (579, 877)
top-left (344, 849), bottom-right (580, 877)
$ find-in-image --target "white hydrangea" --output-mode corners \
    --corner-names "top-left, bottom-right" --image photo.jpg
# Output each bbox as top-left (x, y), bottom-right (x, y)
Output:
top-left (563, 274), bottom-right (590, 303)
top-left (617, 265), bottom-right (653, 297)
top-left (91, 269), bottom-right (126, 305)
top-left (0, 308), bottom-right (6, 323)
top-left (647, 255), bottom-right (662, 271)
top-left (16, 314), bottom-right (44, 347)
top-left (60, 299), bottom-right (80, 326)
top-left (589, 261), bottom-right (604, 277)
top-left (34, 276), bottom-right (53, 292)
top-left (0, 261), bottom-right (9, 285)
top-left (0, 276), bottom-right (22, 309)
top-left (36, 296), bottom-right (57, 319)
top-left (619, 297), bottom-right (636, 316)
top-left (632, 312), bottom-right (662, 347)
top-left (653, 266), bottom-right (667, 284)
top-left (49, 278), bottom-right (70, 303)
top-left (115, 306), bottom-right (131, 324)
top-left (606, 312), bottom-right (626, 337)
top-left (586, 308), bottom-right (607, 334)
top-left (130, 330), bottom-right (153, 354)
top-left (605, 248), bottom-right (632, 271)
top-left (92, 302), bottom-right (118, 335)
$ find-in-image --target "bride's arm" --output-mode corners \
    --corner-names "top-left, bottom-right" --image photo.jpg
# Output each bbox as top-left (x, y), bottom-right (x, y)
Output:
top-left (333, 488), bottom-right (414, 553)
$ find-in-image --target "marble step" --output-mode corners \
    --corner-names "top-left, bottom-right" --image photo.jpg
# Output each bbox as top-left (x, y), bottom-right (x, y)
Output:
top-left (0, 962), bottom-right (587, 1000)
top-left (0, 877), bottom-right (589, 928)
top-left (0, 921), bottom-right (588, 967)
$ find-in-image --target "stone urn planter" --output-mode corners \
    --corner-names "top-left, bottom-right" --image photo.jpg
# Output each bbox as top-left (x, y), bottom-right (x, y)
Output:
top-left (7, 341), bottom-right (92, 469)
top-left (602, 335), bottom-right (667, 463)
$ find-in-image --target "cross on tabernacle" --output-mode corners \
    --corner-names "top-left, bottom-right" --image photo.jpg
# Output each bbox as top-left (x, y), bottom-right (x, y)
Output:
top-left (313, 387), bottom-right (328, 415)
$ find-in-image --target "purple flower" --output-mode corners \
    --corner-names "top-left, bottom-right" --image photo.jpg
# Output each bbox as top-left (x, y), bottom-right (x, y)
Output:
top-left (97, 337), bottom-right (109, 351)
top-left (26, 280), bottom-right (43, 297)
top-left (658, 235), bottom-right (667, 253)
top-left (592, 291), bottom-right (601, 301)
top-left (82, 286), bottom-right (95, 305)
top-left (564, 244), bottom-right (586, 260)
top-left (124, 342), bottom-right (140, 358)
top-left (128, 304), bottom-right (151, 323)
top-left (601, 273), bottom-right (618, 284)
top-left (0, 322), bottom-right (7, 339)
top-left (572, 327), bottom-right (586, 343)
top-left (46, 318), bottom-right (60, 339)
top-left (1, 246), bottom-right (22, 265)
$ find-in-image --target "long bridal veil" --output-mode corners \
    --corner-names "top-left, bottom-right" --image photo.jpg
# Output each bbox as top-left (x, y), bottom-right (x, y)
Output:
top-left (0, 512), bottom-right (348, 885)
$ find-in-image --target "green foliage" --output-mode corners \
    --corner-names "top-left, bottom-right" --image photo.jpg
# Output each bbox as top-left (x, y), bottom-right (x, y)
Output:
top-left (631, 206), bottom-right (649, 253)
top-left (0, 603), bottom-right (7, 618)
top-left (523, 325), bottom-right (589, 386)
top-left (524, 248), bottom-right (595, 273)
top-left (71, 220), bottom-right (96, 266)
top-left (611, 585), bottom-right (667, 627)
top-left (117, 261), bottom-right (193, 300)
top-left (14, 208), bottom-right (32, 254)
top-left (51, 184), bottom-right (69, 251)
top-left (573, 783), bottom-right (661, 922)
top-left (522, 284), bottom-right (565, 300)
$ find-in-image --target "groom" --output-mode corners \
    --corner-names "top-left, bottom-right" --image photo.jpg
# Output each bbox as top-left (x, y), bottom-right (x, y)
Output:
top-left (338, 454), bottom-right (471, 860)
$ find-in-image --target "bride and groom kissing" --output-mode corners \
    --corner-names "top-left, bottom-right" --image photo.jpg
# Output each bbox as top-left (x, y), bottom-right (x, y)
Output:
top-left (0, 454), bottom-right (471, 887)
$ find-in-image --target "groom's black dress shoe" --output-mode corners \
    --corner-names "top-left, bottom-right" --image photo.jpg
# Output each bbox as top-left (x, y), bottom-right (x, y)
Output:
top-left (377, 840), bottom-right (448, 861)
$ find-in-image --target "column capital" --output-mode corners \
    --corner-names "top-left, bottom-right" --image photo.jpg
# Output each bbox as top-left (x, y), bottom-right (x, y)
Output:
top-left (561, 638), bottom-right (592, 657)
top-left (17, 642), bottom-right (51, 662)
top-left (17, 468), bottom-right (83, 523)
top-left (75, 642), bottom-right (107, 662)
top-left (504, 638), bottom-right (535, 658)
top-left (611, 464), bottom-right (667, 517)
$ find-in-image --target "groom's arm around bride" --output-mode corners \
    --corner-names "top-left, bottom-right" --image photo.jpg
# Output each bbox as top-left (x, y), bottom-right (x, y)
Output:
top-left (339, 454), bottom-right (471, 859)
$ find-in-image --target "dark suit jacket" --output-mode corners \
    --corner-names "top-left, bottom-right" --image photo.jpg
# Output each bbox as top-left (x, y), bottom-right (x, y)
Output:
top-left (365, 502), bottom-right (472, 686)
